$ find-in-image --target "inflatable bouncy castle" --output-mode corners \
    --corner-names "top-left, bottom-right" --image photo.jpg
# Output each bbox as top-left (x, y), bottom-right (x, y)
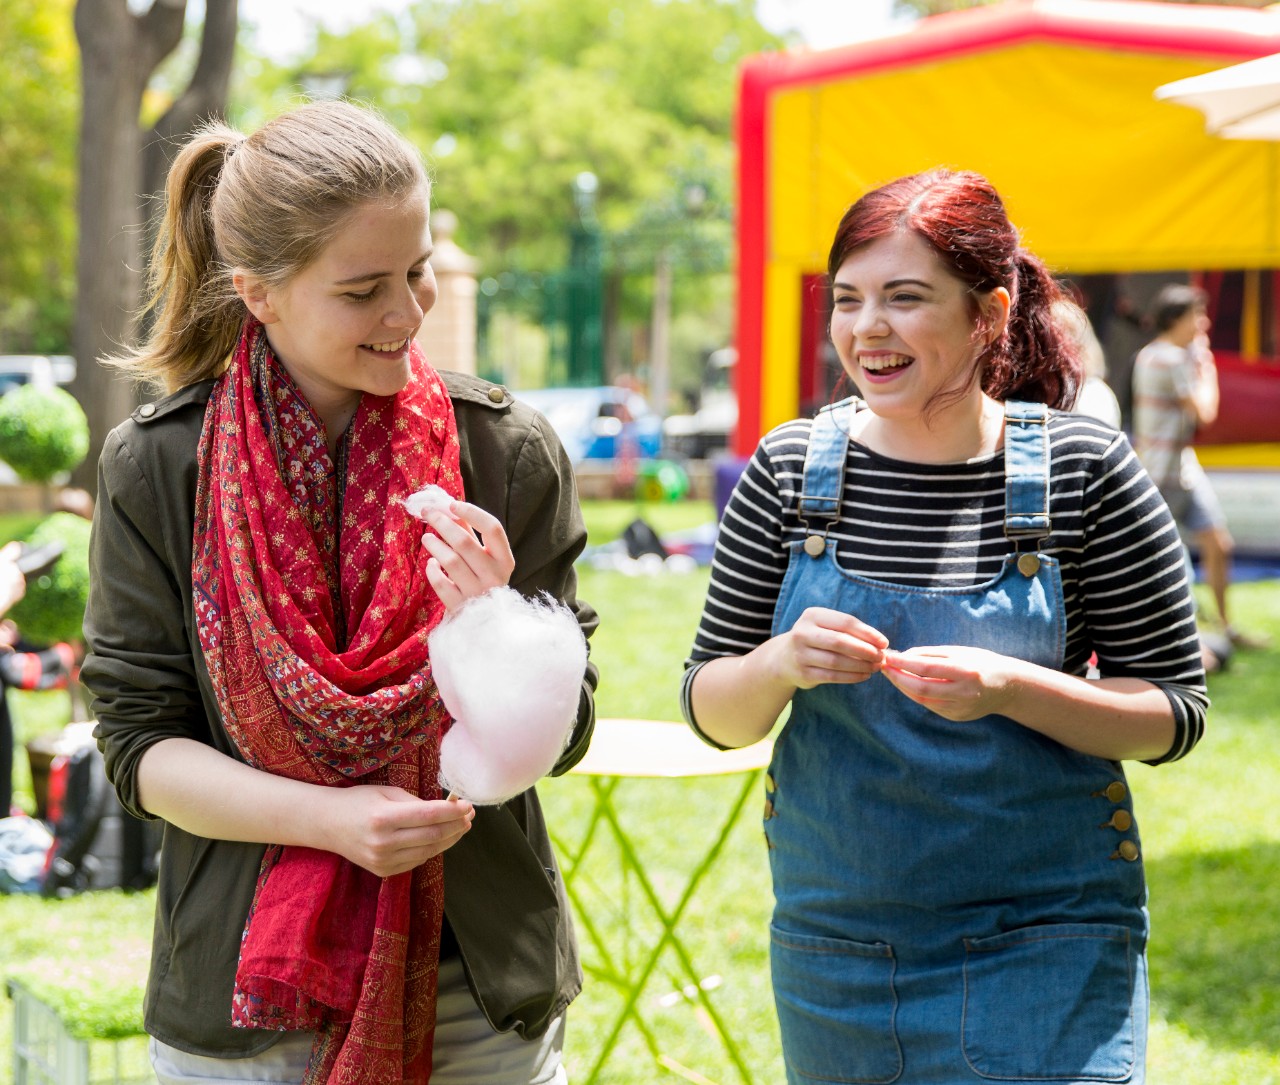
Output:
top-left (733, 0), bottom-right (1280, 473)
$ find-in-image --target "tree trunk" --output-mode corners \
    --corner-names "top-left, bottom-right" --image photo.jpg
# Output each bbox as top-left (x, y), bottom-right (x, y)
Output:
top-left (142, 0), bottom-right (239, 201)
top-left (71, 0), bottom-right (236, 490)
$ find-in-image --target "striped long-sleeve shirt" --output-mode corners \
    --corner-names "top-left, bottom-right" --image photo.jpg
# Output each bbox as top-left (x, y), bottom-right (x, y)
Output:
top-left (682, 409), bottom-right (1208, 764)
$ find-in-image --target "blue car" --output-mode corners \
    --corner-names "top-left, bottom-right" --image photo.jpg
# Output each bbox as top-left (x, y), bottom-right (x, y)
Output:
top-left (514, 386), bottom-right (663, 463)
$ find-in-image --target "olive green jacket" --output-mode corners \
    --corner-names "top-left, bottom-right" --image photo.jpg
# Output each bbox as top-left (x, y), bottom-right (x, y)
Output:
top-left (81, 372), bottom-right (598, 1058)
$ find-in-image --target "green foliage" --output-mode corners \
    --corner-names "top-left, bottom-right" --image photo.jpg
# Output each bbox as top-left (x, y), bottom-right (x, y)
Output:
top-left (0, 384), bottom-right (90, 482)
top-left (0, 0), bottom-right (78, 353)
top-left (9, 511), bottom-right (92, 645)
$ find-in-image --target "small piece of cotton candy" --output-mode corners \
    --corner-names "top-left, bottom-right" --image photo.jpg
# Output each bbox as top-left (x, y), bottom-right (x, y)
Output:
top-left (403, 484), bottom-right (455, 521)
top-left (430, 587), bottom-right (588, 805)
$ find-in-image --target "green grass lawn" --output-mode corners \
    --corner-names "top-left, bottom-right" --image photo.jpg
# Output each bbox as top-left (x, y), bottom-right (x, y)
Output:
top-left (2, 502), bottom-right (1278, 1084)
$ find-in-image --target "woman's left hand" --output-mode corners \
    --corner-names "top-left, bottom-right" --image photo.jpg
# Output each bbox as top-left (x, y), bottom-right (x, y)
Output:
top-left (881, 645), bottom-right (1023, 721)
top-left (419, 499), bottom-right (515, 611)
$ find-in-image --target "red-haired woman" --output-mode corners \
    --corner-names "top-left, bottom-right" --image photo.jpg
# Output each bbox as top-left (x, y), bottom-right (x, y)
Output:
top-left (682, 169), bottom-right (1206, 1083)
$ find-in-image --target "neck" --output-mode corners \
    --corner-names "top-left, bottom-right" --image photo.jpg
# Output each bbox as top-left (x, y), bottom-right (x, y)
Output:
top-left (319, 400), bottom-right (360, 456)
top-left (854, 394), bottom-right (1005, 464)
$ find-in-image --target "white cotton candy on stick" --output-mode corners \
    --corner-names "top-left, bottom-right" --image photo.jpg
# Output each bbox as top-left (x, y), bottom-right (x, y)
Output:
top-left (429, 587), bottom-right (588, 804)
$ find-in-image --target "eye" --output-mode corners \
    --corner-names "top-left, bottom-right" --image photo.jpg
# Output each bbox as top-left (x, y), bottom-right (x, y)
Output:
top-left (345, 285), bottom-right (380, 303)
top-left (890, 291), bottom-right (923, 304)
top-left (833, 292), bottom-right (860, 308)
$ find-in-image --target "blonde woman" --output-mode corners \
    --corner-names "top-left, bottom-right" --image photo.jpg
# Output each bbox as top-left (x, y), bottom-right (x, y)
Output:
top-left (82, 101), bottom-right (596, 1085)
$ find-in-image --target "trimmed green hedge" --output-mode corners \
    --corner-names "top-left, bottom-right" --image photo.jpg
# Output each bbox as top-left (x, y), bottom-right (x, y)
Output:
top-left (9, 511), bottom-right (92, 644)
top-left (0, 385), bottom-right (89, 483)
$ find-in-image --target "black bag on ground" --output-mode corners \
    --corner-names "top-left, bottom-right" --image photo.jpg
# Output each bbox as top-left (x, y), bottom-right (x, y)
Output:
top-left (621, 517), bottom-right (669, 560)
top-left (41, 740), bottom-right (161, 896)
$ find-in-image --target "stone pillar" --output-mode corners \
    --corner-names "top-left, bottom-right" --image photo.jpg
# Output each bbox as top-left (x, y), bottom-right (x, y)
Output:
top-left (419, 209), bottom-right (479, 374)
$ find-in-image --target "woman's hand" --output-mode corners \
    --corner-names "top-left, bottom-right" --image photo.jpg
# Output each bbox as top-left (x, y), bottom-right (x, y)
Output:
top-left (775, 606), bottom-right (889, 689)
top-left (326, 786), bottom-right (475, 878)
top-left (419, 499), bottom-right (515, 611)
top-left (881, 645), bottom-right (1020, 720)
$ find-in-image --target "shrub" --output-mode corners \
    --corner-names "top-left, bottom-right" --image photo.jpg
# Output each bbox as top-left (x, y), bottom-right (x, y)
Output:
top-left (8, 512), bottom-right (92, 645)
top-left (0, 385), bottom-right (89, 483)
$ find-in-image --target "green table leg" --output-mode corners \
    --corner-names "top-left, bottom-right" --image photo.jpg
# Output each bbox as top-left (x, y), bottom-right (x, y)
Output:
top-left (554, 769), bottom-right (763, 1084)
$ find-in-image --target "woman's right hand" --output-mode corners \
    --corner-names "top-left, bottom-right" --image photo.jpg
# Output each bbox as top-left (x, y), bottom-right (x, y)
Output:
top-left (326, 786), bottom-right (475, 878)
top-left (774, 606), bottom-right (889, 690)
top-left (687, 607), bottom-right (889, 749)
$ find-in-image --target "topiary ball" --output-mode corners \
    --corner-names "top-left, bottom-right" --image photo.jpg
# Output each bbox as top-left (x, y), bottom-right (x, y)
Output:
top-left (8, 512), bottom-right (92, 645)
top-left (0, 385), bottom-right (90, 483)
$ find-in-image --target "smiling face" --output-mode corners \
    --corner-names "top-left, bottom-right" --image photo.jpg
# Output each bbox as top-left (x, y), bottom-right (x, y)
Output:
top-left (234, 185), bottom-right (437, 439)
top-left (830, 230), bottom-right (1009, 432)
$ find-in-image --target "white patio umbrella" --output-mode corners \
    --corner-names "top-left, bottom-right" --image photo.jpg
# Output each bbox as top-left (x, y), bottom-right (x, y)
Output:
top-left (1156, 51), bottom-right (1280, 140)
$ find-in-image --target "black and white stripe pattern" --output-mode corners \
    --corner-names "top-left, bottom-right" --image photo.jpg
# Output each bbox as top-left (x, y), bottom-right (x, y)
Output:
top-left (683, 410), bottom-right (1207, 764)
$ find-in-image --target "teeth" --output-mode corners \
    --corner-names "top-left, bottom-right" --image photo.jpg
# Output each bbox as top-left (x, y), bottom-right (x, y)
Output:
top-left (364, 338), bottom-right (409, 352)
top-left (860, 354), bottom-right (912, 371)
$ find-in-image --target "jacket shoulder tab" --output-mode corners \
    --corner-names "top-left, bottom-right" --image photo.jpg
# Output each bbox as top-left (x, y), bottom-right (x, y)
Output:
top-left (440, 369), bottom-right (511, 410)
top-left (132, 379), bottom-right (215, 425)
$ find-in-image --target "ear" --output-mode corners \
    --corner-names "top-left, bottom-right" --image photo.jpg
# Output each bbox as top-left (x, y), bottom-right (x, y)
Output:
top-left (981, 286), bottom-right (1012, 343)
top-left (232, 269), bottom-right (280, 325)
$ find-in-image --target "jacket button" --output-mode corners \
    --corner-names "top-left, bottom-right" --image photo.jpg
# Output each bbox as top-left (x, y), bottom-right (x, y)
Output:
top-left (1104, 810), bottom-right (1133, 832)
top-left (1017, 553), bottom-right (1040, 577)
top-left (1116, 840), bottom-right (1140, 862)
top-left (138, 403), bottom-right (156, 418)
top-left (487, 386), bottom-right (506, 403)
top-left (763, 799), bottom-right (775, 820)
top-left (803, 535), bottom-right (825, 557)
top-left (765, 772), bottom-right (775, 792)
top-left (1104, 781), bottom-right (1128, 803)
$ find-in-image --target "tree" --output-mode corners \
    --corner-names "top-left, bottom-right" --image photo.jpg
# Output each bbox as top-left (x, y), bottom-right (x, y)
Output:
top-left (399, 0), bottom-right (778, 270)
top-left (400, 0), bottom-right (778, 389)
top-left (0, 0), bottom-right (79, 354)
top-left (71, 0), bottom-right (237, 487)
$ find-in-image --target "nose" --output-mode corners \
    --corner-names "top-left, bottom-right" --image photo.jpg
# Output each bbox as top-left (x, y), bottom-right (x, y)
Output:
top-left (387, 273), bottom-right (435, 330)
top-left (852, 298), bottom-right (888, 340)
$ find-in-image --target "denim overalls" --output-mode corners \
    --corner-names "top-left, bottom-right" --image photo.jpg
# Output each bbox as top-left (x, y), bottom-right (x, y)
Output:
top-left (766, 399), bottom-right (1148, 1084)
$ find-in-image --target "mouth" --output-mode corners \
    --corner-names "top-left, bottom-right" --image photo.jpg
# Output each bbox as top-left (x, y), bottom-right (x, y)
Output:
top-left (859, 353), bottom-right (914, 374)
top-left (361, 336), bottom-right (411, 353)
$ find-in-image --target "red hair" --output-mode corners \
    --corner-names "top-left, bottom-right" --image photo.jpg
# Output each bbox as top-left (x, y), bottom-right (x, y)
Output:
top-left (827, 169), bottom-right (1080, 409)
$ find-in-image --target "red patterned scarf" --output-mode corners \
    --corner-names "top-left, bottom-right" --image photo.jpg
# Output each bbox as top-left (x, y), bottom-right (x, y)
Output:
top-left (192, 320), bottom-right (462, 1083)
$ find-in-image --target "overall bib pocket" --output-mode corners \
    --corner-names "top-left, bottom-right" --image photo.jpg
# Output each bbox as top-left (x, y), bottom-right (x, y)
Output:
top-left (962, 922), bottom-right (1136, 1082)
top-left (770, 924), bottom-right (903, 1083)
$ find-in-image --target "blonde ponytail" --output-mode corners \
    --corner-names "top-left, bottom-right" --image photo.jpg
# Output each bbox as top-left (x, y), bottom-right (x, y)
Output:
top-left (108, 126), bottom-right (245, 392)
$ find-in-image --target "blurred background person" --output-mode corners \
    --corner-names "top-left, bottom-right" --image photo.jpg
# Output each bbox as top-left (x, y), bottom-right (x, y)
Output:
top-left (1131, 284), bottom-right (1267, 651)
top-left (1057, 298), bottom-right (1121, 428)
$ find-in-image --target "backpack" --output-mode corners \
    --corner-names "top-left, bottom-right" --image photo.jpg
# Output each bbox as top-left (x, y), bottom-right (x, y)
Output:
top-left (39, 733), bottom-right (162, 897)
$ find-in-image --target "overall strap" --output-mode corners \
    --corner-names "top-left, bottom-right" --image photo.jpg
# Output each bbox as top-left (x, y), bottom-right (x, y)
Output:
top-left (1003, 400), bottom-right (1051, 544)
top-left (798, 399), bottom-right (857, 551)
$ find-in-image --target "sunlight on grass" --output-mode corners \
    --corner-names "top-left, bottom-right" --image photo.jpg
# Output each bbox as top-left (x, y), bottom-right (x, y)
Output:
top-left (2, 505), bottom-right (1277, 1085)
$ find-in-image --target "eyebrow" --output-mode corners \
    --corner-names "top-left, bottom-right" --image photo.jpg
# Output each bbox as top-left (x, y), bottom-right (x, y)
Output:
top-left (334, 251), bottom-right (433, 286)
top-left (831, 276), bottom-right (934, 291)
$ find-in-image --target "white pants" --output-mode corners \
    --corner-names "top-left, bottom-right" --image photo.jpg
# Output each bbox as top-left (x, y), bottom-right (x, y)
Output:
top-left (149, 956), bottom-right (567, 1085)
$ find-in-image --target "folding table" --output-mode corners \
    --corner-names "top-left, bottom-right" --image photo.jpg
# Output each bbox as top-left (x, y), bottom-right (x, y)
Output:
top-left (552, 717), bottom-right (773, 1085)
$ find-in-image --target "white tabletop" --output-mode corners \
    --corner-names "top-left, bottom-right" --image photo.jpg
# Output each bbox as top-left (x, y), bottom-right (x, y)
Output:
top-left (570, 718), bottom-right (773, 779)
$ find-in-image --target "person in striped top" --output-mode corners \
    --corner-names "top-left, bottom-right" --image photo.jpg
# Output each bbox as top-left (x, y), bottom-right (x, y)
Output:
top-left (682, 169), bottom-right (1206, 1085)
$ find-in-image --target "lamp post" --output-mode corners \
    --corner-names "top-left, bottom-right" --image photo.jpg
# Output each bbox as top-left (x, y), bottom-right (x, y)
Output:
top-left (648, 182), bottom-right (710, 419)
top-left (566, 171), bottom-right (604, 386)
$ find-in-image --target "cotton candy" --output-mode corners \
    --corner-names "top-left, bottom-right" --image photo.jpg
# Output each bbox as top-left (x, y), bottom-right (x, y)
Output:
top-left (402, 483), bottom-right (455, 522)
top-left (428, 588), bottom-right (587, 805)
